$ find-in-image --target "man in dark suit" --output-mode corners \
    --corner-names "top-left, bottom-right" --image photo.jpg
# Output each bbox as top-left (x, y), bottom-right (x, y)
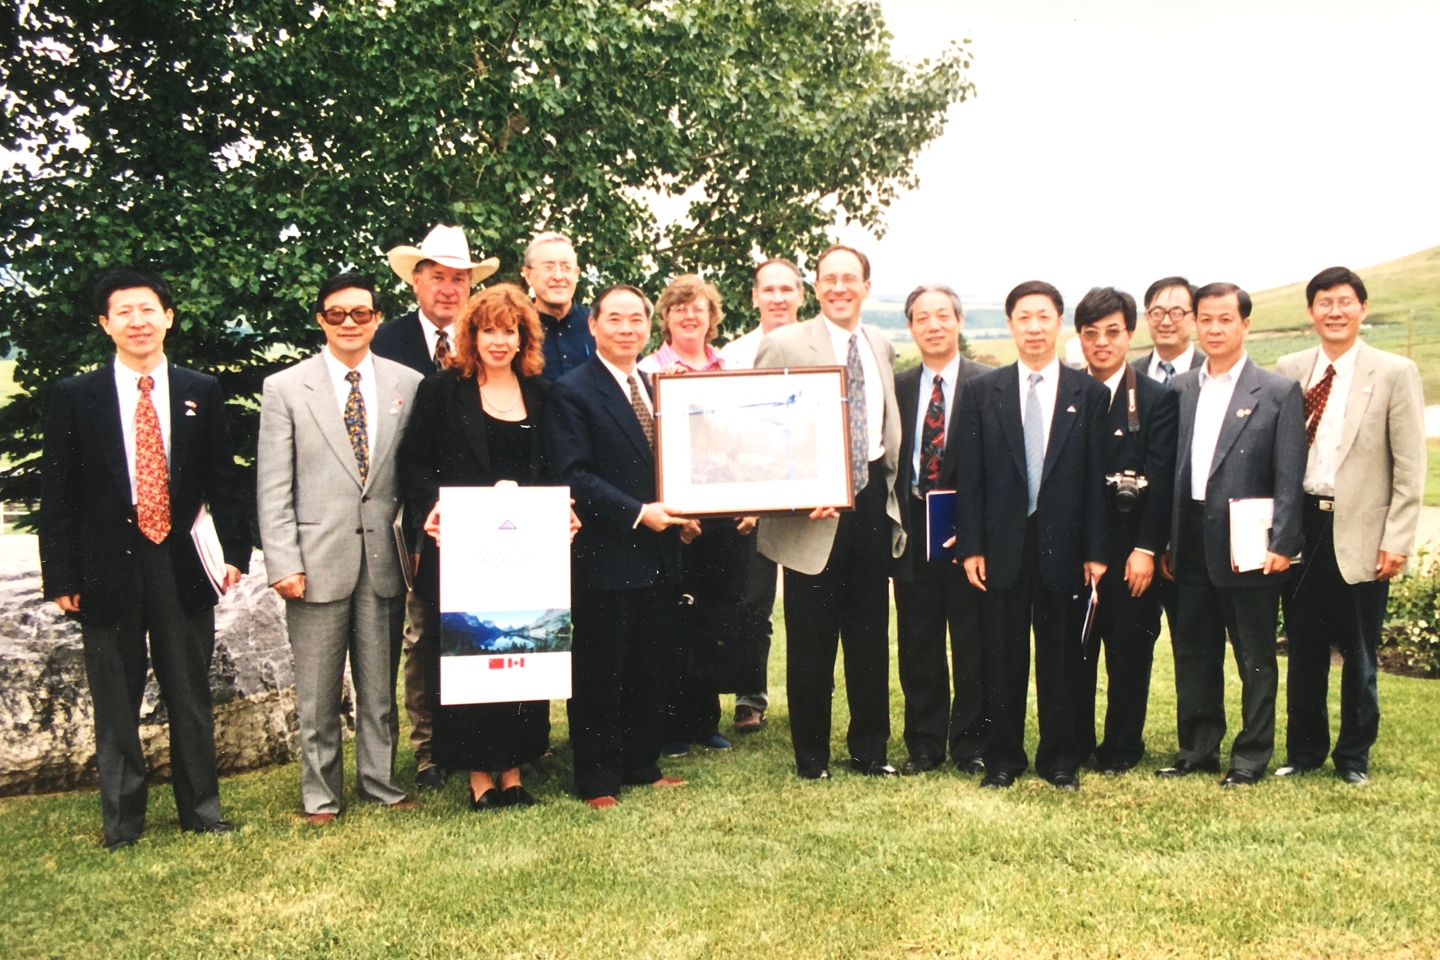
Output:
top-left (892, 284), bottom-right (991, 775)
top-left (372, 224), bottom-right (498, 791)
top-left (1071, 287), bottom-right (1178, 775)
top-left (545, 284), bottom-right (698, 807)
top-left (1158, 282), bottom-right (1306, 786)
top-left (521, 232), bottom-right (595, 380)
top-left (954, 280), bottom-right (1109, 791)
top-left (40, 266), bottom-right (251, 850)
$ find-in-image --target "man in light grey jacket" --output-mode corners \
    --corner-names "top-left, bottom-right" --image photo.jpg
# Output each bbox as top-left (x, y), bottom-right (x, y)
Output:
top-left (1274, 266), bottom-right (1425, 785)
top-left (258, 271), bottom-right (424, 822)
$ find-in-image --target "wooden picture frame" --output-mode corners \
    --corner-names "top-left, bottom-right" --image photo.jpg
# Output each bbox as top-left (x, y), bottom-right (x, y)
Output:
top-left (653, 366), bottom-right (855, 517)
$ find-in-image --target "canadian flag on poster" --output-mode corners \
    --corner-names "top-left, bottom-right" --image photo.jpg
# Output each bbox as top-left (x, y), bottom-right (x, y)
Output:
top-left (437, 485), bottom-right (573, 705)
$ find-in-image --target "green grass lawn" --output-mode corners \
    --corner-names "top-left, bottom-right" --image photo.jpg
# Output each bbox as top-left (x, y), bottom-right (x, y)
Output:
top-left (3, 609), bottom-right (1439, 959)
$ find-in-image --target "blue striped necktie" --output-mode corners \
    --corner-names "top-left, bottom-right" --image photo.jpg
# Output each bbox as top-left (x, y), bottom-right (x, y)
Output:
top-left (1023, 371), bottom-right (1045, 516)
top-left (1159, 360), bottom-right (1175, 385)
top-left (846, 334), bottom-right (869, 495)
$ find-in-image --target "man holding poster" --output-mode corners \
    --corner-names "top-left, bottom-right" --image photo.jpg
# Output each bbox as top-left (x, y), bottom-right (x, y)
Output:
top-left (545, 284), bottom-right (699, 808)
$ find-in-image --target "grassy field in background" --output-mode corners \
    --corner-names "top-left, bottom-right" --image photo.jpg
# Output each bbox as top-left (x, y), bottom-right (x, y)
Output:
top-left (3, 608), bottom-right (1439, 959)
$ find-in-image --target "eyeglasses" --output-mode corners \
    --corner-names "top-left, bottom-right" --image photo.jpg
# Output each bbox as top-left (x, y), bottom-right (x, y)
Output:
top-left (320, 307), bottom-right (379, 326)
top-left (1313, 297), bottom-right (1360, 312)
top-left (1079, 327), bottom-right (1127, 342)
top-left (1146, 306), bottom-right (1192, 323)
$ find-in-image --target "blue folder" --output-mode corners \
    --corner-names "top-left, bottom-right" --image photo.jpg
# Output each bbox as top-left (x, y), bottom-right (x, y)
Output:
top-left (925, 489), bottom-right (957, 562)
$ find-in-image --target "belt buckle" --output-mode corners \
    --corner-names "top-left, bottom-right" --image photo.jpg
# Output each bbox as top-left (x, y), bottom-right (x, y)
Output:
top-left (1317, 498), bottom-right (1334, 512)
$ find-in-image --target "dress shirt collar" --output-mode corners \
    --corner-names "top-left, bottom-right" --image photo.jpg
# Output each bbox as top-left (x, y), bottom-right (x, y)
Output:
top-left (922, 353), bottom-right (962, 388)
top-left (823, 315), bottom-right (865, 354)
top-left (596, 352), bottom-right (650, 412)
top-left (651, 340), bottom-right (724, 372)
top-left (1018, 356), bottom-right (1061, 389)
top-left (1200, 351), bottom-right (1247, 387)
top-left (1310, 342), bottom-right (1358, 384)
top-left (1094, 365), bottom-right (1126, 400)
top-left (1151, 343), bottom-right (1197, 377)
top-left (322, 346), bottom-right (375, 380)
top-left (114, 355), bottom-right (169, 393)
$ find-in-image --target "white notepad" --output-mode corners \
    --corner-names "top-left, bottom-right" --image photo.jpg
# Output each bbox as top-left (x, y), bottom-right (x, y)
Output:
top-left (1229, 498), bottom-right (1274, 573)
top-left (190, 504), bottom-right (227, 595)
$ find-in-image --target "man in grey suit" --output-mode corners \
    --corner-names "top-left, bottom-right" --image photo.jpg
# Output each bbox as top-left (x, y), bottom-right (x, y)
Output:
top-left (258, 272), bottom-right (424, 822)
top-left (1158, 282), bottom-right (1307, 787)
top-left (1275, 267), bottom-right (1425, 784)
top-left (755, 245), bottom-right (906, 779)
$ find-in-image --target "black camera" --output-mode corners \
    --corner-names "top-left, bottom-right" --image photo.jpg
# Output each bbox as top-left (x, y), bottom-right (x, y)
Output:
top-left (1105, 470), bottom-right (1149, 513)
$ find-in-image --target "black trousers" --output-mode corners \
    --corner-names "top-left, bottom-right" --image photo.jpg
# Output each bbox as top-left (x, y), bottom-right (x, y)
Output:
top-left (1173, 504), bottom-right (1280, 773)
top-left (568, 582), bottom-right (678, 800)
top-left (1075, 570), bottom-right (1162, 768)
top-left (80, 539), bottom-right (222, 845)
top-left (782, 459), bottom-right (892, 772)
top-left (734, 533), bottom-right (778, 710)
top-left (665, 520), bottom-right (746, 743)
top-left (982, 517), bottom-right (1085, 779)
top-left (1281, 499), bottom-right (1388, 773)
top-left (894, 496), bottom-right (987, 764)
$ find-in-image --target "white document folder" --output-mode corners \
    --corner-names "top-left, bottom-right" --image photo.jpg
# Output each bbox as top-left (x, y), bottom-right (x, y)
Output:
top-left (190, 504), bottom-right (227, 595)
top-left (1228, 498), bottom-right (1274, 573)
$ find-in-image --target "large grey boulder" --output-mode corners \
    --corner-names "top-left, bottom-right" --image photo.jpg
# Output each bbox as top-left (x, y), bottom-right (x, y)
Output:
top-left (0, 536), bottom-right (302, 796)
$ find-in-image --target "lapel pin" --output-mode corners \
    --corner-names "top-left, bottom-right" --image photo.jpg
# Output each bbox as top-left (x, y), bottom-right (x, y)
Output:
top-left (1114, 428), bottom-right (1124, 436)
top-left (184, 399), bottom-right (197, 408)
top-left (1236, 408), bottom-right (1253, 418)
top-left (1066, 405), bottom-right (1077, 413)
top-left (185, 409), bottom-right (197, 417)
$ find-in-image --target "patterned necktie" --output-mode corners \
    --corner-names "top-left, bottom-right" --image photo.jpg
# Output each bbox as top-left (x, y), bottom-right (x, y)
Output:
top-left (628, 374), bottom-right (656, 449)
top-left (1304, 363), bottom-right (1337, 447)
top-left (433, 329), bottom-right (451, 371)
top-left (134, 375), bottom-right (170, 543)
top-left (1159, 360), bottom-right (1175, 385)
top-left (1023, 371), bottom-right (1045, 516)
top-left (847, 334), bottom-right (869, 495)
top-left (344, 369), bottom-right (369, 484)
top-left (918, 373), bottom-right (946, 494)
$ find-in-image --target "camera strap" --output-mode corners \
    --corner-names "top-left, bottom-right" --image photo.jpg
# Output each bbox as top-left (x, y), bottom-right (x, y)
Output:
top-left (1124, 362), bottom-right (1140, 434)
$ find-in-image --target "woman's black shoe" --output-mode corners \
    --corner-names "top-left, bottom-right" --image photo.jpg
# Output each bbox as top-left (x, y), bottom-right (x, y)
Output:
top-left (501, 786), bottom-right (536, 808)
top-left (470, 788), bottom-right (505, 811)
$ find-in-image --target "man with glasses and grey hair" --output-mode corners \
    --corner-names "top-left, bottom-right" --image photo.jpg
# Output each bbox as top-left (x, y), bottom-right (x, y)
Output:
top-left (521, 232), bottom-right (595, 379)
top-left (891, 284), bottom-right (993, 775)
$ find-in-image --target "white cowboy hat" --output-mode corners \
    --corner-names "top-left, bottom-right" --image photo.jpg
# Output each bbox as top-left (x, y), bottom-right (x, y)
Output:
top-left (386, 224), bottom-right (499, 285)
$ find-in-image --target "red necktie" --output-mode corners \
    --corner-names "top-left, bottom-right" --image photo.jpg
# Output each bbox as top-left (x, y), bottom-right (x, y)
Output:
top-left (134, 375), bottom-right (171, 543)
top-left (1303, 364), bottom-right (1336, 447)
top-left (918, 373), bottom-right (946, 493)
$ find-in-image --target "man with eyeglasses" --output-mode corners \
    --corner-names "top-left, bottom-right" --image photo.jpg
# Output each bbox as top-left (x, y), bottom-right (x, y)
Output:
top-left (1071, 287), bottom-right (1177, 776)
top-left (374, 224), bottom-right (498, 791)
top-left (257, 272), bottom-right (425, 823)
top-left (1132, 277), bottom-right (1203, 386)
top-left (1274, 267), bottom-right (1425, 785)
top-left (522, 232), bottom-right (596, 380)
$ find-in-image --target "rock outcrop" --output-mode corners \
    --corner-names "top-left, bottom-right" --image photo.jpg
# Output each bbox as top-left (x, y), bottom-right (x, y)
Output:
top-left (0, 536), bottom-right (301, 796)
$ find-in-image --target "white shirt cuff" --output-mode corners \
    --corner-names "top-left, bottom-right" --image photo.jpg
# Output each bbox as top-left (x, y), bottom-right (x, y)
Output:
top-left (633, 506), bottom-right (645, 530)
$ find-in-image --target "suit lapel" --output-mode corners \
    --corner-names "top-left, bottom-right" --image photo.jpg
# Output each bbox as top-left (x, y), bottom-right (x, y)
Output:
top-left (1208, 359), bottom-right (1262, 478)
top-left (92, 369), bottom-right (132, 505)
top-left (1041, 368), bottom-right (1082, 488)
top-left (167, 363), bottom-right (199, 502)
top-left (300, 354), bottom-right (365, 489)
top-left (1335, 342), bottom-right (1377, 468)
top-left (592, 360), bottom-right (654, 464)
top-left (453, 375), bottom-right (492, 474)
top-left (366, 357), bottom-right (405, 486)
top-left (808, 317), bottom-right (837, 365)
top-left (995, 366), bottom-right (1028, 482)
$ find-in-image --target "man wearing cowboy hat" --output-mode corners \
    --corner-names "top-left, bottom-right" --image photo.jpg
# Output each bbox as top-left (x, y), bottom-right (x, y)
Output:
top-left (373, 223), bottom-right (498, 791)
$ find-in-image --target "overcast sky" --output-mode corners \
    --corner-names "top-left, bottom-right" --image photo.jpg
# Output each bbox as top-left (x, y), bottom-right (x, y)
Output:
top-left (841, 0), bottom-right (1440, 302)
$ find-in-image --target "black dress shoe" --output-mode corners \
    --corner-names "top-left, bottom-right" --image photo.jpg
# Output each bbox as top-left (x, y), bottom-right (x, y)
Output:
top-left (1046, 773), bottom-right (1080, 792)
top-left (188, 819), bottom-right (236, 836)
top-left (956, 757), bottom-right (986, 775)
top-left (900, 756), bottom-right (940, 776)
top-left (850, 759), bottom-right (899, 777)
top-left (980, 771), bottom-right (1016, 789)
top-left (1274, 764), bottom-right (1319, 778)
top-left (1336, 768), bottom-right (1369, 786)
top-left (1220, 768), bottom-right (1262, 788)
top-left (470, 788), bottom-right (505, 810)
top-left (1097, 762), bottom-right (1133, 777)
top-left (797, 766), bottom-right (831, 780)
top-left (105, 837), bottom-right (138, 852)
top-left (416, 767), bottom-right (450, 791)
top-left (1156, 757), bottom-right (1221, 778)
top-left (501, 785), bottom-right (536, 807)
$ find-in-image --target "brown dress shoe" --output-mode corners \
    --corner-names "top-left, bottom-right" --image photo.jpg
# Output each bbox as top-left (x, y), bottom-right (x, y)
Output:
top-left (304, 812), bottom-right (336, 825)
top-left (650, 777), bottom-right (688, 788)
top-left (386, 798), bottom-right (419, 810)
top-left (734, 704), bottom-right (768, 734)
top-left (586, 796), bottom-right (619, 809)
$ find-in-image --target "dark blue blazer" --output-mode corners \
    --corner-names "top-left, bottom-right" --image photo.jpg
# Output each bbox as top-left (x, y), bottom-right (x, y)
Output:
top-left (954, 362), bottom-right (1110, 593)
top-left (40, 363), bottom-right (252, 625)
top-left (1098, 370), bottom-right (1178, 571)
top-left (371, 311), bottom-right (435, 377)
top-left (544, 356), bottom-right (682, 591)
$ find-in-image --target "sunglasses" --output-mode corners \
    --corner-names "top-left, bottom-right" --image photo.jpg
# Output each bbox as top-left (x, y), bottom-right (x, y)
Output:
top-left (319, 306), bottom-right (380, 326)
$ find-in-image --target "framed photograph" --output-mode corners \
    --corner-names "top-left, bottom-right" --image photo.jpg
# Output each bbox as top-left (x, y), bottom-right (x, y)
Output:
top-left (654, 366), bottom-right (855, 517)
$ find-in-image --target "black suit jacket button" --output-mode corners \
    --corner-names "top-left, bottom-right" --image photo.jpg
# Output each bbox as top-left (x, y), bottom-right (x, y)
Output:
top-left (362, 495), bottom-right (370, 503)
top-left (356, 528), bottom-right (364, 534)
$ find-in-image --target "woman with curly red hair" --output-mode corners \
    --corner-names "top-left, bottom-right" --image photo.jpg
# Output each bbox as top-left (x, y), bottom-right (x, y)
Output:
top-left (399, 282), bottom-right (573, 811)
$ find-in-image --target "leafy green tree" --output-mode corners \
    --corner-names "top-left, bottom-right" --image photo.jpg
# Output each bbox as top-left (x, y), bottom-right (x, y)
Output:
top-left (1, 0), bottom-right (972, 515)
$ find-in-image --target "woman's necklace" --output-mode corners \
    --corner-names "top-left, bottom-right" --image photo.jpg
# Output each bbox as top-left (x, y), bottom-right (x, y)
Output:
top-left (480, 380), bottom-right (522, 414)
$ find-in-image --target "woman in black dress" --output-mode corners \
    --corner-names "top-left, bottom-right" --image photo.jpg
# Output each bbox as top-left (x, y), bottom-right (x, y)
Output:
top-left (399, 282), bottom-right (574, 810)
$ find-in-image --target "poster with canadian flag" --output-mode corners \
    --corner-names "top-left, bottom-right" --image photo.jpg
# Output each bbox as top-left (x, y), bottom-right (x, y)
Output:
top-left (437, 484), bottom-right (572, 705)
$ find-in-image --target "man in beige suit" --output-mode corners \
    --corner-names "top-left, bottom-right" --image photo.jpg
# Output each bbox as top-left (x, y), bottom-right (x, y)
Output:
top-left (1275, 266), bottom-right (1425, 785)
top-left (755, 245), bottom-right (905, 779)
top-left (258, 271), bottom-right (425, 821)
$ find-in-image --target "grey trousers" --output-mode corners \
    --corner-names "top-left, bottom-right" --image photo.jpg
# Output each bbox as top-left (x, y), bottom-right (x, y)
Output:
top-left (286, 556), bottom-right (406, 814)
top-left (81, 539), bottom-right (223, 846)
